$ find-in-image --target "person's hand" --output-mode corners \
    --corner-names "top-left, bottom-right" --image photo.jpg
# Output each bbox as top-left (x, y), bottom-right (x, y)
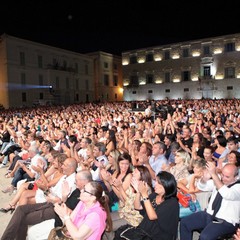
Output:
top-left (138, 152), bottom-right (149, 165)
top-left (233, 228), bottom-right (240, 240)
top-left (68, 140), bottom-right (75, 148)
top-left (138, 181), bottom-right (148, 197)
top-left (100, 169), bottom-right (112, 182)
top-left (62, 180), bottom-right (71, 199)
top-left (131, 177), bottom-right (139, 192)
top-left (54, 203), bottom-right (71, 219)
top-left (206, 161), bottom-right (217, 176)
top-left (201, 168), bottom-right (211, 182)
top-left (112, 178), bottom-right (122, 189)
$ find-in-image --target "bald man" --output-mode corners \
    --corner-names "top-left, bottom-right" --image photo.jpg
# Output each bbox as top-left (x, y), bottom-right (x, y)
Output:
top-left (180, 163), bottom-right (240, 240)
top-left (2, 166), bottom-right (92, 240)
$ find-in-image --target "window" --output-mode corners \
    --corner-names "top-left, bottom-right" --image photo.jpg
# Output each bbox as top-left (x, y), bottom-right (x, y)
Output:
top-left (113, 64), bottom-right (118, 70)
top-left (85, 79), bottom-right (89, 91)
top-left (203, 66), bottom-right (211, 76)
top-left (56, 77), bottom-right (59, 89)
top-left (146, 74), bottom-right (154, 84)
top-left (227, 86), bottom-right (233, 90)
top-left (76, 93), bottom-right (79, 101)
top-left (184, 88), bottom-right (189, 92)
top-left (130, 55), bottom-right (137, 64)
top-left (104, 74), bottom-right (109, 86)
top-left (104, 62), bottom-right (108, 68)
top-left (115, 93), bottom-right (117, 100)
top-left (164, 50), bottom-right (170, 60)
top-left (182, 71), bottom-right (190, 81)
top-left (66, 77), bottom-right (69, 89)
top-left (224, 42), bottom-right (235, 52)
top-left (130, 75), bottom-right (139, 86)
top-left (113, 76), bottom-right (118, 86)
top-left (63, 60), bottom-right (67, 70)
top-left (75, 63), bottom-right (78, 73)
top-left (165, 72), bottom-right (170, 83)
top-left (39, 75), bottom-right (43, 86)
top-left (38, 55), bottom-right (43, 68)
top-left (146, 53), bottom-right (153, 62)
top-left (148, 90), bottom-right (153, 93)
top-left (20, 52), bottom-right (25, 66)
top-left (225, 67), bottom-right (235, 78)
top-left (132, 91), bottom-right (137, 94)
top-left (203, 46), bottom-right (210, 55)
top-left (40, 93), bottom-right (43, 99)
top-left (165, 89), bottom-right (170, 93)
top-left (22, 92), bottom-right (26, 102)
top-left (182, 49), bottom-right (189, 58)
top-left (85, 64), bottom-right (89, 74)
top-left (21, 73), bottom-right (26, 85)
top-left (76, 79), bottom-right (79, 90)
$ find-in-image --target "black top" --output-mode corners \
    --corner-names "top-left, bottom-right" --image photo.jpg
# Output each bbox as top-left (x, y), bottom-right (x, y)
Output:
top-left (139, 193), bottom-right (179, 240)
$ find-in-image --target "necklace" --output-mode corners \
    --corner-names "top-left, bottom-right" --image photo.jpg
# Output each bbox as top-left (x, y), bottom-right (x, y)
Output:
top-left (152, 196), bottom-right (163, 209)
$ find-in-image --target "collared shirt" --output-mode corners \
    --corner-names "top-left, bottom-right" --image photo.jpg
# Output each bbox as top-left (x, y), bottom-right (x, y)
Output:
top-left (90, 155), bottom-right (108, 181)
top-left (198, 180), bottom-right (240, 226)
top-left (149, 154), bottom-right (167, 176)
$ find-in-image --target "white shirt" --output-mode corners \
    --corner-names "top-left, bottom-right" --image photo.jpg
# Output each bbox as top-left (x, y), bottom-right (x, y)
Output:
top-left (91, 155), bottom-right (108, 181)
top-left (198, 180), bottom-right (240, 226)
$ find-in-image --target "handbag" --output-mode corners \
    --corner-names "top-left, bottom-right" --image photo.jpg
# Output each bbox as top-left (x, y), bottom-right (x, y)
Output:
top-left (177, 190), bottom-right (191, 208)
top-left (48, 226), bottom-right (72, 240)
top-left (114, 224), bottom-right (152, 240)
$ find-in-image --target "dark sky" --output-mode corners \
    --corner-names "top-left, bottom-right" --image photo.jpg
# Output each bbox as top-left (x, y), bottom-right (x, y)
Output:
top-left (1, 0), bottom-right (240, 55)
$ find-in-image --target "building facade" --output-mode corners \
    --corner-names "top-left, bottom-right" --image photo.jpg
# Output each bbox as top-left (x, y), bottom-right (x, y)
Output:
top-left (122, 33), bottom-right (240, 101)
top-left (0, 34), bottom-right (123, 109)
top-left (87, 51), bottom-right (123, 102)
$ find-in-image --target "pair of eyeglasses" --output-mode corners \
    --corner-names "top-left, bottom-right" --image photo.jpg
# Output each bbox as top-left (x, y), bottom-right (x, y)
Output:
top-left (83, 188), bottom-right (94, 196)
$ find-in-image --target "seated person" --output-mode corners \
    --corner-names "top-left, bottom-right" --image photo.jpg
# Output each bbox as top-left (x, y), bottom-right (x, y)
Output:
top-left (180, 163), bottom-right (240, 240)
top-left (2, 145), bottom-right (47, 194)
top-left (53, 181), bottom-right (112, 240)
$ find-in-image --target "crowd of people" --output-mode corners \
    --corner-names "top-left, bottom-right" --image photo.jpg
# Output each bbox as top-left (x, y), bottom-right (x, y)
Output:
top-left (0, 98), bottom-right (239, 240)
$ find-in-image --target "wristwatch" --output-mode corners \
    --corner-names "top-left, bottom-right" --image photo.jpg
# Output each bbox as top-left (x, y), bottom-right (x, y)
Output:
top-left (142, 197), bottom-right (149, 202)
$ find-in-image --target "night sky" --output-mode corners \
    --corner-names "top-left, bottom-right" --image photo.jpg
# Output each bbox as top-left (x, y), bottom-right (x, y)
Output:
top-left (1, 0), bottom-right (240, 55)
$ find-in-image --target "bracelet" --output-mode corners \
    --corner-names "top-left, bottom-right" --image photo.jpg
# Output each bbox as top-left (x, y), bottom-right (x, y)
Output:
top-left (64, 215), bottom-right (71, 222)
top-left (142, 197), bottom-right (149, 202)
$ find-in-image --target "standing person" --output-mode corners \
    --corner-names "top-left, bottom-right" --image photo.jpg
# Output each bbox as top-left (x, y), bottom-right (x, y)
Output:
top-left (114, 171), bottom-right (179, 240)
top-left (1, 170), bottom-right (93, 240)
top-left (180, 163), bottom-right (240, 240)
